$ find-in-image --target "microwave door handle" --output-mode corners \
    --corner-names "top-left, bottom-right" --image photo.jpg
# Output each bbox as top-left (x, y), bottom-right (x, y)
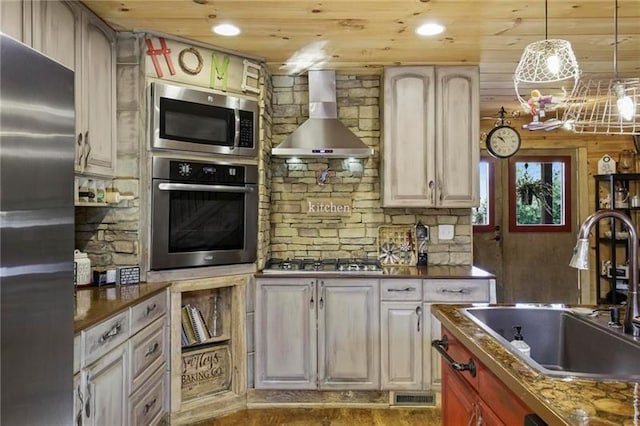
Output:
top-left (158, 183), bottom-right (255, 193)
top-left (234, 109), bottom-right (240, 150)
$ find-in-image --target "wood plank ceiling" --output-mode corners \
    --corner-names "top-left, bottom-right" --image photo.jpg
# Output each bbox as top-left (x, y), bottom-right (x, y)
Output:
top-left (83, 0), bottom-right (639, 116)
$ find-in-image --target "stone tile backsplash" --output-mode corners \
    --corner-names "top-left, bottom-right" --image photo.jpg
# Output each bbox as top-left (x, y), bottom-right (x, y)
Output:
top-left (268, 74), bottom-right (472, 265)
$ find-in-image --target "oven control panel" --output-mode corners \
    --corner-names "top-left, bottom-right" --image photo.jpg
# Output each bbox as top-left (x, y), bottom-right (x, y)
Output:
top-left (169, 160), bottom-right (245, 184)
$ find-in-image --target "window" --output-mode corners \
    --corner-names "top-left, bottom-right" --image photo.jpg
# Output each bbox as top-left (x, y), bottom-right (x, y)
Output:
top-left (473, 157), bottom-right (495, 232)
top-left (509, 156), bottom-right (571, 232)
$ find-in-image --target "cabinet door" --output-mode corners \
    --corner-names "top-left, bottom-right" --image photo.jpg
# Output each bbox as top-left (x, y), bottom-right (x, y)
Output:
top-left (381, 302), bottom-right (422, 390)
top-left (73, 373), bottom-right (83, 426)
top-left (382, 66), bottom-right (436, 207)
top-left (442, 363), bottom-right (477, 426)
top-left (83, 342), bottom-right (128, 426)
top-left (33, 0), bottom-right (79, 71)
top-left (435, 66), bottom-right (480, 207)
top-left (318, 279), bottom-right (380, 389)
top-left (254, 279), bottom-right (317, 389)
top-left (1, 0), bottom-right (32, 44)
top-left (81, 11), bottom-right (116, 177)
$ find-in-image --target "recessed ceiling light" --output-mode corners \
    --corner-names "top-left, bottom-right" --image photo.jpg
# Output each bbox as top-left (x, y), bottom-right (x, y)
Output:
top-left (416, 23), bottom-right (445, 36)
top-left (212, 23), bottom-right (241, 36)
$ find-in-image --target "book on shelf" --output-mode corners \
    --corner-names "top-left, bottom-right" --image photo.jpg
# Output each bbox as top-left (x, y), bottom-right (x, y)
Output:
top-left (181, 324), bottom-right (188, 347)
top-left (188, 304), bottom-right (211, 343)
top-left (181, 305), bottom-right (198, 345)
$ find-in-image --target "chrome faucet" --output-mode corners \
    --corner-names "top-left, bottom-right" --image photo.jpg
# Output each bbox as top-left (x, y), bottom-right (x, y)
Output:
top-left (569, 210), bottom-right (640, 336)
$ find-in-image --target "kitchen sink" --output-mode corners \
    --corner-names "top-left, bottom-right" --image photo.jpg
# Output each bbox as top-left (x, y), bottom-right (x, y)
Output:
top-left (461, 305), bottom-right (640, 380)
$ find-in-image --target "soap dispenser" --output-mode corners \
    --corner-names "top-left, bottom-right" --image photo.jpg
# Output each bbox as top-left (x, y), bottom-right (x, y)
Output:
top-left (510, 325), bottom-right (531, 356)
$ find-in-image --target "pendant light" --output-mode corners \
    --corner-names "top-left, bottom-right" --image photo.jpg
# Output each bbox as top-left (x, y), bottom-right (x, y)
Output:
top-left (513, 0), bottom-right (580, 112)
top-left (563, 0), bottom-right (639, 134)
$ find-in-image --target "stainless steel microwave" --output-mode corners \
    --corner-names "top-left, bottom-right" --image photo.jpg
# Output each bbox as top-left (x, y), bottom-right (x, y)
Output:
top-left (150, 82), bottom-right (258, 157)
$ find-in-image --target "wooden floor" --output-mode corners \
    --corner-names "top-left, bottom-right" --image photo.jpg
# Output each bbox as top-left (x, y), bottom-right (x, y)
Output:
top-left (193, 408), bottom-right (441, 425)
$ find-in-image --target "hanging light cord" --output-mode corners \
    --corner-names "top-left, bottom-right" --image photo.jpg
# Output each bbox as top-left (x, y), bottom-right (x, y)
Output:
top-left (544, 0), bottom-right (548, 40)
top-left (614, 0), bottom-right (619, 79)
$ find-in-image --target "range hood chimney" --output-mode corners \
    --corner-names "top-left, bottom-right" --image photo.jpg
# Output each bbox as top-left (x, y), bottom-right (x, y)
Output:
top-left (271, 70), bottom-right (374, 158)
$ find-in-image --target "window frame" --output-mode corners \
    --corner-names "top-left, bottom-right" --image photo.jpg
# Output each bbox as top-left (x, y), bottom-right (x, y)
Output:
top-left (473, 156), bottom-right (496, 233)
top-left (508, 155), bottom-right (572, 233)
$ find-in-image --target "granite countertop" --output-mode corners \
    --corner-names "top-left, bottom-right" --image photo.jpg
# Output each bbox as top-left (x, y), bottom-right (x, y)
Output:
top-left (433, 304), bottom-right (640, 426)
top-left (255, 265), bottom-right (495, 279)
top-left (74, 281), bottom-right (170, 333)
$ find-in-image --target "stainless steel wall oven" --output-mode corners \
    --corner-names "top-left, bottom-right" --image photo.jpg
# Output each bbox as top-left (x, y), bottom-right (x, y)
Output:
top-left (150, 157), bottom-right (258, 270)
top-left (150, 82), bottom-right (258, 157)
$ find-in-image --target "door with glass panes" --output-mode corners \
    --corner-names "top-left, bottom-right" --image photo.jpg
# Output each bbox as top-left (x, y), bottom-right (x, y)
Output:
top-left (473, 150), bottom-right (579, 303)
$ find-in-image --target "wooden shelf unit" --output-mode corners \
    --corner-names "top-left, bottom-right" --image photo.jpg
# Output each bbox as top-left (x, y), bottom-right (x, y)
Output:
top-left (169, 274), bottom-right (248, 425)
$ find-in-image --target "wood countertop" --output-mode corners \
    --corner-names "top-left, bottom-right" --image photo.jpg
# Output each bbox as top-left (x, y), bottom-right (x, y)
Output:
top-left (74, 282), bottom-right (170, 333)
top-left (255, 265), bottom-right (494, 279)
top-left (433, 304), bottom-right (639, 426)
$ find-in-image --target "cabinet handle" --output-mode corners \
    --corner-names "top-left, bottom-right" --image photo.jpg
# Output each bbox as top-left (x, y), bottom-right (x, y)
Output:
top-left (440, 288), bottom-right (470, 294)
top-left (76, 133), bottom-right (84, 168)
top-left (99, 322), bottom-right (122, 344)
top-left (145, 303), bottom-right (157, 316)
top-left (76, 384), bottom-right (84, 426)
top-left (145, 342), bottom-right (160, 358)
top-left (83, 131), bottom-right (90, 169)
top-left (431, 335), bottom-right (477, 377)
top-left (428, 180), bottom-right (435, 205)
top-left (388, 287), bottom-right (415, 292)
top-left (84, 380), bottom-right (92, 419)
top-left (319, 281), bottom-right (324, 309)
top-left (144, 397), bottom-right (157, 414)
top-left (439, 182), bottom-right (444, 202)
top-left (416, 306), bottom-right (422, 332)
top-left (310, 281), bottom-right (315, 308)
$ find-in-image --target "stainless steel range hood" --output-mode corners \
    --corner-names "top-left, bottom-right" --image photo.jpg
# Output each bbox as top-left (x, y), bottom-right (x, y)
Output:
top-left (271, 70), bottom-right (374, 158)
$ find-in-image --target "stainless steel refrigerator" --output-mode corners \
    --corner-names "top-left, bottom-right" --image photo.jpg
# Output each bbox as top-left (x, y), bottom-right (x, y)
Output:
top-left (1, 33), bottom-right (75, 425)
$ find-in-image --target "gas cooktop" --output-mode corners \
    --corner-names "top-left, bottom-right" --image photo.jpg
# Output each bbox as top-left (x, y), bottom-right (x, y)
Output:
top-left (263, 258), bottom-right (383, 274)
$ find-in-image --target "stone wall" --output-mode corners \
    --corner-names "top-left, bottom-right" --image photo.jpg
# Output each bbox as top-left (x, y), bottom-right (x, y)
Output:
top-left (75, 33), bottom-right (143, 269)
top-left (269, 74), bottom-right (472, 265)
top-left (256, 65), bottom-right (273, 270)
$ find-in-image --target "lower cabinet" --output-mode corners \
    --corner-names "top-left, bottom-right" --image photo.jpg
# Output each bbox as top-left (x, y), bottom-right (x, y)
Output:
top-left (255, 278), bottom-right (379, 390)
top-left (423, 278), bottom-right (495, 389)
top-left (380, 279), bottom-right (423, 390)
top-left (75, 290), bottom-right (168, 426)
top-left (440, 329), bottom-right (532, 425)
top-left (84, 342), bottom-right (128, 426)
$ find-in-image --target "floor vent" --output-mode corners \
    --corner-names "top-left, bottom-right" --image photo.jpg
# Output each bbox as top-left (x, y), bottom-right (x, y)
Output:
top-left (393, 392), bottom-right (435, 406)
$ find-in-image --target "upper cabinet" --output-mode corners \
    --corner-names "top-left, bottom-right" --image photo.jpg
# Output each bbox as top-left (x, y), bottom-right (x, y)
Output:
top-left (1, 0), bottom-right (32, 44)
top-left (382, 66), bottom-right (479, 208)
top-left (4, 0), bottom-right (117, 177)
top-left (80, 12), bottom-right (116, 177)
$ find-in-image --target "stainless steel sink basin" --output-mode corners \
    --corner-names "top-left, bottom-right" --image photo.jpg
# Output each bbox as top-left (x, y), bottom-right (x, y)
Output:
top-left (461, 305), bottom-right (640, 380)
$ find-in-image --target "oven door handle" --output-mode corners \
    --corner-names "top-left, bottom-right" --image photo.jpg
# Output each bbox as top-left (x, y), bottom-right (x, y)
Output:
top-left (158, 183), bottom-right (255, 193)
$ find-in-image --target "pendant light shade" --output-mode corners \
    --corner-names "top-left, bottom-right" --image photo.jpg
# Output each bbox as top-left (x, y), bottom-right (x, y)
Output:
top-left (562, 0), bottom-right (638, 135)
top-left (513, 0), bottom-right (580, 112)
top-left (514, 39), bottom-right (580, 83)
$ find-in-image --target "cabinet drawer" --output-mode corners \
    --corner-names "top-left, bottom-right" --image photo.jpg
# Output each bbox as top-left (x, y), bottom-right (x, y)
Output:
top-left (129, 317), bottom-right (166, 391)
top-left (131, 291), bottom-right (166, 335)
top-left (381, 279), bottom-right (422, 301)
top-left (424, 279), bottom-right (490, 302)
top-left (84, 310), bottom-right (129, 365)
top-left (129, 367), bottom-right (165, 426)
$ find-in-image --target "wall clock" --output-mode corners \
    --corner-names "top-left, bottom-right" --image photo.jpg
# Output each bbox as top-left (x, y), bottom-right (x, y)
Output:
top-left (485, 106), bottom-right (521, 159)
top-left (486, 125), bottom-right (521, 159)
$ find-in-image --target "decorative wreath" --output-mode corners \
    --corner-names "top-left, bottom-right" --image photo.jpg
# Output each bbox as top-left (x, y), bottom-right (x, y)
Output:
top-left (178, 47), bottom-right (204, 75)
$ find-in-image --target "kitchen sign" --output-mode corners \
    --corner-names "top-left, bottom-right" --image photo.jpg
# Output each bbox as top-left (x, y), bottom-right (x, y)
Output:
top-left (304, 197), bottom-right (352, 216)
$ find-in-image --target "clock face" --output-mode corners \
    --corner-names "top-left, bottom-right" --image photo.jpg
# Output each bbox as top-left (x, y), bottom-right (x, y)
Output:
top-left (486, 125), bottom-right (521, 159)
